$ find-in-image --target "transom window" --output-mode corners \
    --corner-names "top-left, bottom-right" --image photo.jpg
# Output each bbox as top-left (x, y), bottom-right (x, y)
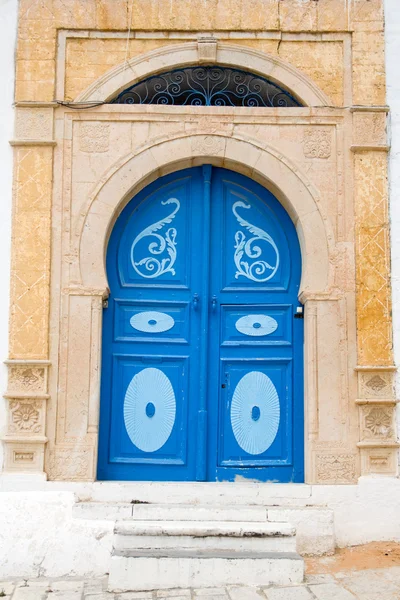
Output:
top-left (111, 66), bottom-right (302, 107)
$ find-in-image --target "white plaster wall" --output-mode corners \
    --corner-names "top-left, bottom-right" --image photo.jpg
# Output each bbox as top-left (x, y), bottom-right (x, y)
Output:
top-left (0, 481), bottom-right (400, 577)
top-left (0, 491), bottom-right (114, 578)
top-left (385, 0), bottom-right (400, 460)
top-left (0, 0), bottom-right (17, 470)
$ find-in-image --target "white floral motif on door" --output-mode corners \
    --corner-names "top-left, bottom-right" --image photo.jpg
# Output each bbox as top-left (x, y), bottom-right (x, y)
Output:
top-left (232, 201), bottom-right (280, 282)
top-left (131, 198), bottom-right (180, 278)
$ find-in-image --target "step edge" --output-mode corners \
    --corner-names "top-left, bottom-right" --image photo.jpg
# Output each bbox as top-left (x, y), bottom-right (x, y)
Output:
top-left (115, 519), bottom-right (294, 526)
top-left (115, 519), bottom-right (293, 535)
top-left (114, 528), bottom-right (296, 537)
top-left (112, 549), bottom-right (303, 559)
top-left (74, 500), bottom-right (326, 506)
top-left (73, 502), bottom-right (331, 511)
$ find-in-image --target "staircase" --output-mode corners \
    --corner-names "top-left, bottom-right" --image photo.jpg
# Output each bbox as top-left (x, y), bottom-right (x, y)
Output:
top-left (72, 484), bottom-right (335, 592)
top-left (107, 509), bottom-right (303, 591)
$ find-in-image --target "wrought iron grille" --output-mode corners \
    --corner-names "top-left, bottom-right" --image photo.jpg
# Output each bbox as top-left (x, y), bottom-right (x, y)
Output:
top-left (111, 66), bottom-right (302, 107)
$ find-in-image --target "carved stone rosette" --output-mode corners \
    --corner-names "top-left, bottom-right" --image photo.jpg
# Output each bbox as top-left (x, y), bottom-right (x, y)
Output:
top-left (2, 360), bottom-right (50, 476)
top-left (356, 367), bottom-right (399, 476)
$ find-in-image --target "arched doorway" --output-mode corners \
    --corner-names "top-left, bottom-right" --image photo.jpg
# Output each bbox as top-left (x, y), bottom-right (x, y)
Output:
top-left (98, 166), bottom-right (303, 482)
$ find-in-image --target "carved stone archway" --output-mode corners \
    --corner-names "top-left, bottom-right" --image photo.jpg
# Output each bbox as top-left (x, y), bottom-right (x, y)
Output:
top-left (79, 133), bottom-right (332, 296)
top-left (66, 131), bottom-right (340, 483)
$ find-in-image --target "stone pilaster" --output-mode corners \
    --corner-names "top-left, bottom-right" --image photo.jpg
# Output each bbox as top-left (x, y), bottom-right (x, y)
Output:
top-left (352, 107), bottom-right (399, 476)
top-left (2, 106), bottom-right (55, 477)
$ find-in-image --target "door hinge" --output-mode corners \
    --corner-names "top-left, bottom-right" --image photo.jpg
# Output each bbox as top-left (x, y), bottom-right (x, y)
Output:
top-left (103, 299), bottom-right (109, 309)
top-left (294, 306), bottom-right (303, 319)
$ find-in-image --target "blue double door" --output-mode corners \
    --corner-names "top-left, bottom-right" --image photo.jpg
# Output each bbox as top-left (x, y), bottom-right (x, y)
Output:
top-left (98, 166), bottom-right (303, 482)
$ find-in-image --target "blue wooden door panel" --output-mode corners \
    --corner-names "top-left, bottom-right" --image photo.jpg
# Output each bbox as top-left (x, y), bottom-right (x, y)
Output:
top-left (221, 305), bottom-right (292, 346)
top-left (207, 169), bottom-right (303, 483)
top-left (98, 166), bottom-right (304, 483)
top-left (114, 299), bottom-right (190, 344)
top-left (220, 180), bottom-right (291, 293)
top-left (218, 359), bottom-right (293, 468)
top-left (98, 169), bottom-right (204, 481)
top-left (117, 177), bottom-right (193, 289)
top-left (109, 356), bottom-right (189, 466)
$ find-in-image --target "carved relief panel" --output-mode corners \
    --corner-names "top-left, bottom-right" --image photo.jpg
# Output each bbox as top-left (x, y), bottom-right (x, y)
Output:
top-left (3, 361), bottom-right (50, 475)
top-left (356, 368), bottom-right (399, 477)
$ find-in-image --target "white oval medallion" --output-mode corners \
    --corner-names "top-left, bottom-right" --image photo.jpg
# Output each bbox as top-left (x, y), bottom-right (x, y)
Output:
top-left (130, 311), bottom-right (175, 333)
top-left (231, 371), bottom-right (280, 455)
top-left (124, 367), bottom-right (176, 452)
top-left (235, 314), bottom-right (278, 337)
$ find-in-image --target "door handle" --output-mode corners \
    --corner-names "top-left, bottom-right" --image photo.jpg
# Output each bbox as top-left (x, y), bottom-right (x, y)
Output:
top-left (211, 295), bottom-right (218, 311)
top-left (193, 293), bottom-right (199, 310)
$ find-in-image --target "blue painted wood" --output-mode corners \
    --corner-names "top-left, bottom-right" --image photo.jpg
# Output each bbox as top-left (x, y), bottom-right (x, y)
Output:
top-left (98, 167), bottom-right (303, 482)
top-left (196, 165), bottom-right (212, 481)
top-left (98, 170), bottom-right (204, 481)
top-left (207, 169), bottom-right (303, 482)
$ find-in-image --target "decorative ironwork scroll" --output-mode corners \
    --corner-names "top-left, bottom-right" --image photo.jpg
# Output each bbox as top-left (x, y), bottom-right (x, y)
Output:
top-left (111, 66), bottom-right (302, 107)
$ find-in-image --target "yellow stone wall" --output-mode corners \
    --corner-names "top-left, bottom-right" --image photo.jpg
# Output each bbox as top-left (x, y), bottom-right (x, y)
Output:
top-left (13, 0), bottom-right (391, 366)
top-left (64, 38), bottom-right (344, 106)
top-left (65, 39), bottom-right (183, 102)
top-left (9, 146), bottom-right (53, 360)
top-left (5, 0), bottom-right (396, 481)
top-left (354, 152), bottom-right (392, 366)
top-left (15, 0), bottom-right (384, 106)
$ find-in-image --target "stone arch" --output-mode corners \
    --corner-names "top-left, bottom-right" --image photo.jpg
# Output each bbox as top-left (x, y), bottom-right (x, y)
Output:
top-left (76, 42), bottom-right (331, 107)
top-left (78, 133), bottom-right (333, 298)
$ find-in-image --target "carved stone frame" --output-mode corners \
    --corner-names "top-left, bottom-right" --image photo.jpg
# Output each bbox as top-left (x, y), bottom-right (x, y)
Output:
top-left (3, 41), bottom-right (397, 482)
top-left (46, 115), bottom-right (356, 484)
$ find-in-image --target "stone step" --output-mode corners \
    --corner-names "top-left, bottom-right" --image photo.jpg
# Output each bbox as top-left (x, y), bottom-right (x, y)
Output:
top-left (81, 481), bottom-right (311, 505)
top-left (113, 519), bottom-right (296, 554)
top-left (267, 506), bottom-right (335, 556)
top-left (73, 502), bottom-right (134, 521)
top-left (114, 533), bottom-right (296, 554)
top-left (73, 502), bottom-right (335, 556)
top-left (73, 501), bottom-right (268, 522)
top-left (108, 552), bottom-right (305, 591)
top-left (114, 519), bottom-right (295, 537)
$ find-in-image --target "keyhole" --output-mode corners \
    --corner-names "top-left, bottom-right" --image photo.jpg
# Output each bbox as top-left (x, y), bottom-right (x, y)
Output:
top-left (251, 406), bottom-right (261, 421)
top-left (146, 402), bottom-right (156, 418)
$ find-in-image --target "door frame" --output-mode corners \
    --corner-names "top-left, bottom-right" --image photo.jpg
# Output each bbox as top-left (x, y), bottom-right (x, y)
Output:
top-left (98, 163), bottom-right (305, 482)
top-left (71, 131), bottom-right (349, 485)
